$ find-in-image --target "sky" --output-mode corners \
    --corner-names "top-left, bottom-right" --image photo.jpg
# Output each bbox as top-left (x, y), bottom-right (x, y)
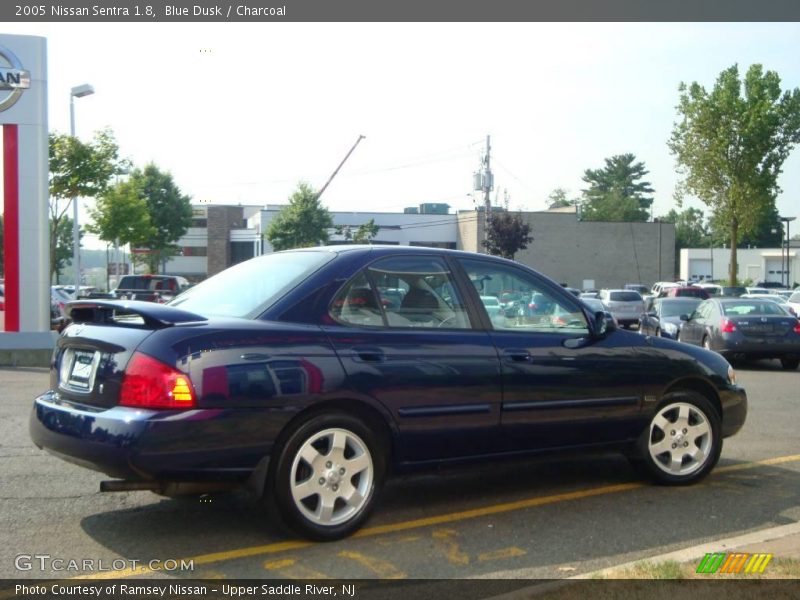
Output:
top-left (3, 22), bottom-right (800, 249)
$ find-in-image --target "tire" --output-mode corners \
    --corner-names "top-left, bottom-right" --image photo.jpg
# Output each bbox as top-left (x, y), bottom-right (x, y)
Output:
top-left (655, 328), bottom-right (661, 338)
top-left (780, 357), bottom-right (800, 370)
top-left (268, 412), bottom-right (385, 541)
top-left (632, 391), bottom-right (722, 485)
top-left (702, 336), bottom-right (712, 351)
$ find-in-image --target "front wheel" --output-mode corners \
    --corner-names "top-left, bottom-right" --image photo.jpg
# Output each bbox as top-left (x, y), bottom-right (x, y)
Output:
top-left (632, 391), bottom-right (722, 485)
top-left (268, 413), bottom-right (385, 541)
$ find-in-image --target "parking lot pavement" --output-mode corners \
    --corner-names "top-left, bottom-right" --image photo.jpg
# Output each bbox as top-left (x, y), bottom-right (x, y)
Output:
top-left (2, 361), bottom-right (799, 580)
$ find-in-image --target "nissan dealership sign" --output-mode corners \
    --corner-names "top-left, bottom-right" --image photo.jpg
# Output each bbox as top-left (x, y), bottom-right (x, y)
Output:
top-left (0, 45), bottom-right (31, 112)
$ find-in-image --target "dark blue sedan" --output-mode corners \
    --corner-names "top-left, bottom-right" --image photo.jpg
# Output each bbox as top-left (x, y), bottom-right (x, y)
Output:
top-left (31, 246), bottom-right (747, 540)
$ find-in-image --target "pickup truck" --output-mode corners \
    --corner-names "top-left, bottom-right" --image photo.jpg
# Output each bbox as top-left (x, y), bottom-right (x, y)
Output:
top-left (112, 275), bottom-right (191, 303)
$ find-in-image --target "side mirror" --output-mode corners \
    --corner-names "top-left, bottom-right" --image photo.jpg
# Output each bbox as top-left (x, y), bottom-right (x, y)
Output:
top-left (592, 310), bottom-right (616, 337)
top-left (646, 311), bottom-right (657, 318)
top-left (679, 313), bottom-right (690, 321)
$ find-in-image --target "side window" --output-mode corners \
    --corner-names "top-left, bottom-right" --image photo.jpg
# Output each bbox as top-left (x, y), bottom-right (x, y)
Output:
top-left (459, 258), bottom-right (589, 335)
top-left (330, 273), bottom-right (384, 327)
top-left (368, 256), bottom-right (471, 329)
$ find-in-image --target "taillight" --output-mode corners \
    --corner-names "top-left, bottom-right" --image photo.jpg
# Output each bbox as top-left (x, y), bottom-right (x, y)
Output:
top-left (120, 352), bottom-right (197, 409)
top-left (720, 318), bottom-right (737, 333)
top-left (794, 320), bottom-right (800, 334)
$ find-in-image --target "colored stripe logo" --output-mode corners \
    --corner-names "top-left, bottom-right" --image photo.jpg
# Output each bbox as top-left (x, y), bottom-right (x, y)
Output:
top-left (696, 552), bottom-right (773, 574)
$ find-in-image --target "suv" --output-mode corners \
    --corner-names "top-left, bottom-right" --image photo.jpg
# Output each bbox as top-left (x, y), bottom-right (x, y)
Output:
top-left (598, 289), bottom-right (645, 329)
top-left (113, 275), bottom-right (191, 303)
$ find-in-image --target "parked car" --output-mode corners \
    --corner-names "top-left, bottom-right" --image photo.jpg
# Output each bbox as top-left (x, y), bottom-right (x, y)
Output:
top-left (720, 286), bottom-right (747, 297)
top-left (695, 283), bottom-right (722, 296)
top-left (662, 286), bottom-right (710, 300)
top-left (639, 297), bottom-right (703, 340)
top-left (0, 283), bottom-right (4, 311)
top-left (31, 246), bottom-right (747, 541)
top-left (788, 291), bottom-right (800, 316)
top-left (741, 293), bottom-right (797, 317)
top-left (745, 287), bottom-right (770, 295)
top-left (677, 297), bottom-right (800, 369)
top-left (624, 284), bottom-right (650, 295)
top-left (50, 287), bottom-right (73, 331)
top-left (650, 282), bottom-right (680, 297)
top-left (598, 289), bottom-right (645, 329)
top-left (113, 274), bottom-right (191, 303)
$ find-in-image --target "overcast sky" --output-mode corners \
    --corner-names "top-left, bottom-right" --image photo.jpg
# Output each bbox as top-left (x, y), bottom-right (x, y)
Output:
top-left (4, 22), bottom-right (800, 248)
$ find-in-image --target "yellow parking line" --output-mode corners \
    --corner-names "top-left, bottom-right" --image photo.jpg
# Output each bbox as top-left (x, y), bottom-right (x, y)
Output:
top-left (337, 551), bottom-right (406, 579)
top-left (263, 557), bottom-right (330, 579)
top-left (432, 529), bottom-right (470, 565)
top-left (68, 453), bottom-right (800, 580)
top-left (478, 547), bottom-right (527, 562)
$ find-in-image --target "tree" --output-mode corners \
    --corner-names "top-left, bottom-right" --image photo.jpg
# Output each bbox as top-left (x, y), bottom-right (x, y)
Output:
top-left (335, 218), bottom-right (380, 244)
top-left (87, 178), bottom-right (156, 255)
top-left (483, 212), bottom-right (533, 260)
top-left (48, 128), bottom-right (128, 281)
top-left (708, 202), bottom-right (783, 248)
top-left (52, 216), bottom-right (78, 283)
top-left (669, 64), bottom-right (800, 284)
top-left (547, 188), bottom-right (575, 209)
top-left (580, 154), bottom-right (654, 222)
top-left (266, 183), bottom-right (334, 251)
top-left (125, 164), bottom-right (193, 274)
top-left (660, 208), bottom-right (708, 273)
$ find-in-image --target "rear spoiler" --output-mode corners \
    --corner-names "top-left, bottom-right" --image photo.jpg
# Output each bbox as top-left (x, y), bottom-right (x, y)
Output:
top-left (67, 300), bottom-right (207, 329)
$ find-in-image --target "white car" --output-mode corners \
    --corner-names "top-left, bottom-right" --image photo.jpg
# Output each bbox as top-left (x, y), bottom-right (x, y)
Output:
top-left (788, 291), bottom-right (800, 316)
top-left (598, 289), bottom-right (644, 329)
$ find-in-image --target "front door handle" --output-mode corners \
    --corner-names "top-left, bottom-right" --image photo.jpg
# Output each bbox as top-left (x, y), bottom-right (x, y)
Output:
top-left (502, 349), bottom-right (532, 363)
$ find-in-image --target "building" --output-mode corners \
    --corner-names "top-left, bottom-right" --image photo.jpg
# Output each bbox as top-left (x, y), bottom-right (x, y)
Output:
top-left (680, 243), bottom-right (798, 286)
top-left (165, 203), bottom-right (675, 290)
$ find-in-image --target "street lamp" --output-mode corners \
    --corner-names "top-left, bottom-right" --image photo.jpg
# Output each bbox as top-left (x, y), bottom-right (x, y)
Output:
top-left (779, 216), bottom-right (796, 288)
top-left (70, 83), bottom-right (94, 298)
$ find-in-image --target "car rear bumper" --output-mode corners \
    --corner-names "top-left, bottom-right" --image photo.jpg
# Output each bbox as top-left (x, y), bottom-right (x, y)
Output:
top-left (714, 334), bottom-right (800, 358)
top-left (30, 391), bottom-right (273, 482)
top-left (719, 385), bottom-right (747, 438)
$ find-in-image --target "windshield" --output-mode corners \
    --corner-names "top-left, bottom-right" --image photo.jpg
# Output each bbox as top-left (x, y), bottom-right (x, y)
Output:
top-left (659, 299), bottom-right (701, 317)
top-left (169, 251), bottom-right (334, 318)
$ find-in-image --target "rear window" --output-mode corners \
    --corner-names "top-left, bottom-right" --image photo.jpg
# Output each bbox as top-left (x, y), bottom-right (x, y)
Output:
top-left (169, 251), bottom-right (334, 318)
top-left (722, 301), bottom-right (785, 316)
top-left (609, 291), bottom-right (642, 302)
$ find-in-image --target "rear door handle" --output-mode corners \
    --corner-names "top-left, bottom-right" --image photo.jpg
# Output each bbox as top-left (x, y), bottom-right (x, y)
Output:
top-left (502, 349), bottom-right (532, 363)
top-left (352, 347), bottom-right (385, 363)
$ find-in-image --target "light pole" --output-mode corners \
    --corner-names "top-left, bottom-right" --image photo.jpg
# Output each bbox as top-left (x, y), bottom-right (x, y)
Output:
top-left (70, 83), bottom-right (95, 298)
top-left (780, 216), bottom-right (796, 288)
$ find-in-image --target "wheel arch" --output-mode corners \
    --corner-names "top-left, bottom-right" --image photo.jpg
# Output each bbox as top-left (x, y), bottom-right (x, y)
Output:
top-left (661, 377), bottom-right (722, 419)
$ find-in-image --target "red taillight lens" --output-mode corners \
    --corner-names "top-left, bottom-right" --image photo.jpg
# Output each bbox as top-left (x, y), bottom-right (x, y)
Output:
top-left (720, 318), bottom-right (737, 333)
top-left (794, 320), bottom-right (800, 334)
top-left (120, 352), bottom-right (197, 409)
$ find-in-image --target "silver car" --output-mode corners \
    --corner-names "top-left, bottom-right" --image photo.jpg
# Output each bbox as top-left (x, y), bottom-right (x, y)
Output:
top-left (599, 289), bottom-right (645, 329)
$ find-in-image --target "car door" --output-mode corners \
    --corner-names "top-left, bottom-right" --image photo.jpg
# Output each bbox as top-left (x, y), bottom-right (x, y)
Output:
top-left (322, 255), bottom-right (502, 464)
top-left (679, 300), bottom-right (712, 345)
top-left (456, 258), bottom-right (645, 452)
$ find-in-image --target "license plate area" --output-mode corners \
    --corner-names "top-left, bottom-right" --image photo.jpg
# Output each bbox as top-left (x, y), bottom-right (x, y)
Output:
top-left (60, 348), bottom-right (101, 393)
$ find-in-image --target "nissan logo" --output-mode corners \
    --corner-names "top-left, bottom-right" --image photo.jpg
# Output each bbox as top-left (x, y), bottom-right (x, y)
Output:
top-left (0, 45), bottom-right (31, 112)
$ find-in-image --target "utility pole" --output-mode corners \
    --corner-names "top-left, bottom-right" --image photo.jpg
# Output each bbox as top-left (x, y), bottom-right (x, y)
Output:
top-left (483, 135), bottom-right (492, 243)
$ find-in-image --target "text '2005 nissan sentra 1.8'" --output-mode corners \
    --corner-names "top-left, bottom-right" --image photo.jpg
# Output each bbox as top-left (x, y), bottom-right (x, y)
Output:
top-left (31, 246), bottom-right (747, 540)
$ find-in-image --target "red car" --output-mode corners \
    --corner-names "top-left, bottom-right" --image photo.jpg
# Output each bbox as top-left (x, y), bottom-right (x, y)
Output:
top-left (661, 286), bottom-right (710, 300)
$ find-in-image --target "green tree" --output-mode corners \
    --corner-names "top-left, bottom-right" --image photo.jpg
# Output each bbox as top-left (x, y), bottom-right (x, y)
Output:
top-left (660, 208), bottom-right (708, 273)
top-left (547, 187), bottom-right (576, 209)
top-left (669, 64), bottom-right (800, 284)
top-left (266, 182), bottom-right (334, 251)
top-left (335, 218), bottom-right (380, 244)
top-left (580, 154), bottom-right (654, 222)
top-left (52, 216), bottom-right (78, 283)
top-left (48, 128), bottom-right (128, 281)
top-left (708, 202), bottom-right (783, 248)
top-left (87, 178), bottom-right (156, 254)
top-left (126, 164), bottom-right (193, 274)
top-left (483, 212), bottom-right (533, 260)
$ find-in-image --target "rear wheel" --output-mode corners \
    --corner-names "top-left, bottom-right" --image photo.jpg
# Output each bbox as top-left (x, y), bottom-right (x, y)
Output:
top-left (655, 328), bottom-right (661, 337)
top-left (780, 357), bottom-right (800, 370)
top-left (632, 391), bottom-right (721, 485)
top-left (268, 413), bottom-right (385, 541)
top-left (702, 336), bottom-right (712, 351)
